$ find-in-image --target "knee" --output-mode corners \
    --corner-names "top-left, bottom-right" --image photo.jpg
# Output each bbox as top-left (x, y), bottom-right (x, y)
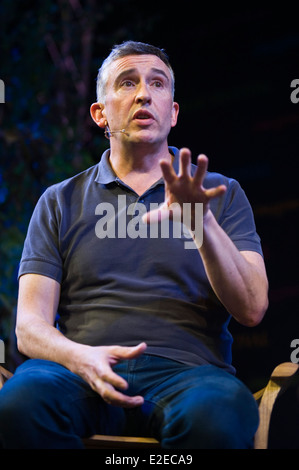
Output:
top-left (193, 390), bottom-right (257, 448)
top-left (0, 375), bottom-right (35, 447)
top-left (0, 363), bottom-right (73, 448)
top-left (162, 382), bottom-right (258, 449)
top-left (0, 369), bottom-right (48, 427)
top-left (0, 361), bottom-right (68, 428)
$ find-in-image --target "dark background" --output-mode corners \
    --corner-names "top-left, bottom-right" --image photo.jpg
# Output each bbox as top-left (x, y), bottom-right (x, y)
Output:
top-left (0, 1), bottom-right (298, 391)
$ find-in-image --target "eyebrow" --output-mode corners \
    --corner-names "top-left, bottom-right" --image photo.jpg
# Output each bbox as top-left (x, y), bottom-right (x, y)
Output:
top-left (150, 68), bottom-right (170, 82)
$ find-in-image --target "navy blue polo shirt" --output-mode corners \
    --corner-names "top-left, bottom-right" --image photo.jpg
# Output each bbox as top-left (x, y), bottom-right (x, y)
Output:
top-left (18, 147), bottom-right (263, 374)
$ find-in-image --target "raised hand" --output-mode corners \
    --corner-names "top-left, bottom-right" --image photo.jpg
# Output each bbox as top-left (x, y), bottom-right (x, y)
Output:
top-left (142, 148), bottom-right (226, 230)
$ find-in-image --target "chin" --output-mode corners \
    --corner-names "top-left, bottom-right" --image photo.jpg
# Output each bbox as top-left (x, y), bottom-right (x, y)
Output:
top-left (130, 129), bottom-right (168, 144)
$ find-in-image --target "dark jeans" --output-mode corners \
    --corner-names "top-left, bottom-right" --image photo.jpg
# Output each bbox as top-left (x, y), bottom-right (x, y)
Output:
top-left (0, 355), bottom-right (258, 449)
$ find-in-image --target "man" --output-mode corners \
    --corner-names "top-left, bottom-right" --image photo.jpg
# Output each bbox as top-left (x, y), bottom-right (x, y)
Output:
top-left (0, 41), bottom-right (268, 448)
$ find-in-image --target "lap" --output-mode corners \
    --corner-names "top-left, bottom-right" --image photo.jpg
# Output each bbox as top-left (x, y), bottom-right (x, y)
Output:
top-left (0, 359), bottom-right (126, 447)
top-left (114, 356), bottom-right (259, 447)
top-left (0, 356), bottom-right (258, 448)
top-left (1, 359), bottom-right (96, 408)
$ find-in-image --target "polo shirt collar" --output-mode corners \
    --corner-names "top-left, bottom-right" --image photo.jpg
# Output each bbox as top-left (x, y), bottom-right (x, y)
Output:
top-left (95, 149), bottom-right (117, 184)
top-left (95, 146), bottom-right (180, 185)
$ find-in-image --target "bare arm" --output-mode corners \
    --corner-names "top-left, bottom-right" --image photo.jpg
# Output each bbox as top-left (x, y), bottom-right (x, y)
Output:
top-left (16, 273), bottom-right (147, 407)
top-left (195, 210), bottom-right (268, 326)
top-left (143, 148), bottom-right (269, 326)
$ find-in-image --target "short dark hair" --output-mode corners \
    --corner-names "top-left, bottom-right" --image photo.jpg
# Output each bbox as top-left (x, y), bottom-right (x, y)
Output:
top-left (96, 41), bottom-right (175, 102)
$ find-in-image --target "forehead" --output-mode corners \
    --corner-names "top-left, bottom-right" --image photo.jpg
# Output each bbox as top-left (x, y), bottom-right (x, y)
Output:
top-left (107, 54), bottom-right (172, 84)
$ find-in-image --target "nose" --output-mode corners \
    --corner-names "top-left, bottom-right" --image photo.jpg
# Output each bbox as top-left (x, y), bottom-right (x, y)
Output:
top-left (135, 81), bottom-right (152, 105)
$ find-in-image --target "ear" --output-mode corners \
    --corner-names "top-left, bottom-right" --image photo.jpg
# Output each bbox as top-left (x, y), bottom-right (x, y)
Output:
top-left (90, 102), bottom-right (107, 128)
top-left (171, 102), bottom-right (179, 128)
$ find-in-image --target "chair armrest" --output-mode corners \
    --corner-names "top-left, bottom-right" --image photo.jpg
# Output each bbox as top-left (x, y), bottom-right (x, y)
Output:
top-left (254, 362), bottom-right (299, 449)
top-left (0, 366), bottom-right (13, 390)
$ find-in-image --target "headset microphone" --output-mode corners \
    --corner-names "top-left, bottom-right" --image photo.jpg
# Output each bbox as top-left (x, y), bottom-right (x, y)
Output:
top-left (104, 126), bottom-right (127, 139)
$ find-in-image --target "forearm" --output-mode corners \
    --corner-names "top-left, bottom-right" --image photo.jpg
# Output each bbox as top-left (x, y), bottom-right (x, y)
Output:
top-left (15, 274), bottom-right (85, 372)
top-left (193, 209), bottom-right (268, 326)
top-left (16, 311), bottom-right (87, 372)
top-left (16, 309), bottom-right (147, 407)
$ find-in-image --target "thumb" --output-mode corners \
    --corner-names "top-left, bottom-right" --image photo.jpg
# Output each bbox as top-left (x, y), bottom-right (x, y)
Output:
top-left (111, 342), bottom-right (147, 361)
top-left (126, 342), bottom-right (148, 358)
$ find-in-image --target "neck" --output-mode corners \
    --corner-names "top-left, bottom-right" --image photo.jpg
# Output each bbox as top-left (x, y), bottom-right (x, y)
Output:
top-left (108, 140), bottom-right (172, 194)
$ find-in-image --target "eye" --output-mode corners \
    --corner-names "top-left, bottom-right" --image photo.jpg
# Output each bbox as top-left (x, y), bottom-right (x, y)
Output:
top-left (152, 80), bottom-right (163, 88)
top-left (121, 80), bottom-right (135, 88)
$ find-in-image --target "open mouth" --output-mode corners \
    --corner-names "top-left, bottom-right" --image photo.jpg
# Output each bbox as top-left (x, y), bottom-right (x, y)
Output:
top-left (133, 109), bottom-right (154, 121)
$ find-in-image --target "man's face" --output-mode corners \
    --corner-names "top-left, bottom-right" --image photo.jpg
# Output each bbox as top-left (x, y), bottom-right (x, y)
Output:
top-left (100, 54), bottom-right (179, 145)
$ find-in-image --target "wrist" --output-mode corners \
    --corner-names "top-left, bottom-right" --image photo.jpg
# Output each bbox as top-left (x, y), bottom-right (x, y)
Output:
top-left (190, 207), bottom-right (216, 250)
top-left (202, 208), bottom-right (214, 225)
top-left (62, 341), bottom-right (91, 375)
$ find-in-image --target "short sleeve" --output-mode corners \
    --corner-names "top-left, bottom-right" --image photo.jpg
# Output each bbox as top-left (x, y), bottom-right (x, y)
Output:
top-left (218, 179), bottom-right (263, 256)
top-left (18, 187), bottom-right (63, 283)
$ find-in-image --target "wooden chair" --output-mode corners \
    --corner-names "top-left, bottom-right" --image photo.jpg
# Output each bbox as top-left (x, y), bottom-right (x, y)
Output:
top-left (82, 434), bottom-right (160, 449)
top-left (1, 362), bottom-right (298, 449)
top-left (253, 361), bottom-right (299, 449)
top-left (0, 366), bottom-right (13, 388)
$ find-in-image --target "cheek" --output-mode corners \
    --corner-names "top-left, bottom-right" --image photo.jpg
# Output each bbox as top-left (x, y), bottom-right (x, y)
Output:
top-left (105, 102), bottom-right (127, 125)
